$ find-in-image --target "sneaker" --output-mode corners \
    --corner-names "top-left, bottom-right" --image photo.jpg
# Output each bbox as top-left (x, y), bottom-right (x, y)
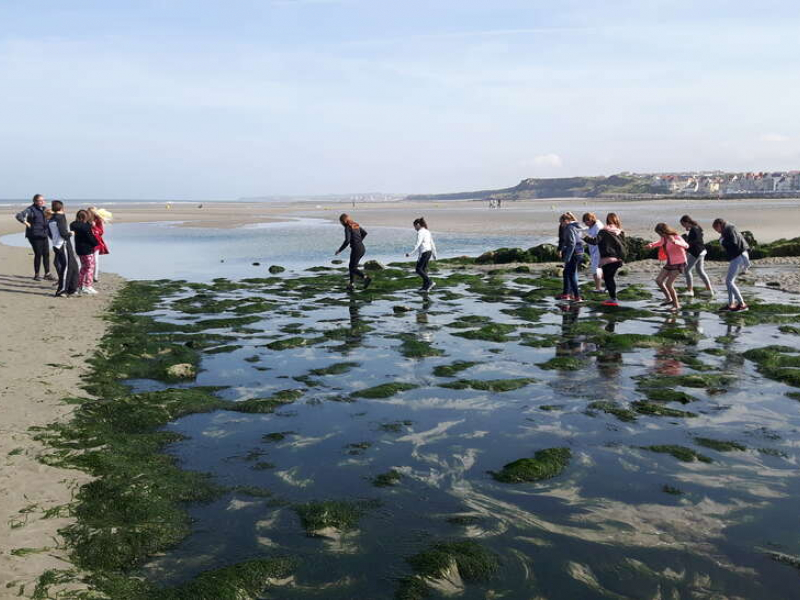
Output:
top-left (43, 273), bottom-right (55, 281)
top-left (346, 284), bottom-right (354, 292)
top-left (717, 304), bottom-right (734, 312)
top-left (682, 290), bottom-right (694, 297)
top-left (363, 276), bottom-right (372, 290)
top-left (601, 299), bottom-right (619, 307)
top-left (33, 275), bottom-right (41, 281)
top-left (659, 300), bottom-right (673, 306)
top-left (426, 281), bottom-right (436, 292)
top-left (85, 287), bottom-right (99, 295)
top-left (572, 296), bottom-right (584, 304)
top-left (733, 304), bottom-right (749, 312)
top-left (555, 294), bottom-right (572, 300)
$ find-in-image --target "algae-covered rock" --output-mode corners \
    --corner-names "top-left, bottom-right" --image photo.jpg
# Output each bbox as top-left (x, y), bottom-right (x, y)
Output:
top-left (230, 389), bottom-right (304, 414)
top-left (644, 445), bottom-right (712, 463)
top-left (364, 260), bottom-right (385, 271)
top-left (537, 356), bottom-right (586, 371)
top-left (372, 469), bottom-right (403, 487)
top-left (396, 334), bottom-right (445, 358)
top-left (440, 378), bottom-right (534, 392)
top-left (351, 382), bottom-right (419, 399)
top-left (452, 323), bottom-right (517, 343)
top-left (492, 447), bottom-right (571, 483)
top-left (166, 363), bottom-right (196, 379)
top-left (631, 401), bottom-right (697, 418)
top-left (308, 362), bottom-right (360, 376)
top-left (587, 401), bottom-right (637, 423)
top-left (432, 361), bottom-right (478, 378)
top-left (694, 437), bottom-right (746, 452)
top-left (268, 265), bottom-right (285, 274)
top-left (294, 500), bottom-right (373, 537)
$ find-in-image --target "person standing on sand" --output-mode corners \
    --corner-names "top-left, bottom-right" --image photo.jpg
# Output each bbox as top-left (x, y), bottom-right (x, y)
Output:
top-left (556, 212), bottom-right (584, 303)
top-left (70, 210), bottom-right (100, 295)
top-left (335, 213), bottom-right (372, 292)
top-left (87, 207), bottom-right (111, 283)
top-left (647, 223), bottom-right (689, 311)
top-left (713, 218), bottom-right (750, 312)
top-left (679, 215), bottom-right (714, 299)
top-left (582, 212), bottom-right (604, 292)
top-left (584, 212), bottom-right (625, 307)
top-left (15, 194), bottom-right (53, 281)
top-left (406, 217), bottom-right (437, 292)
top-left (48, 200), bottom-right (80, 297)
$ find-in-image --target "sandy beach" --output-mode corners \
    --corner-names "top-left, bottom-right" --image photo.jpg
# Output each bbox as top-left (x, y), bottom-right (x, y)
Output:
top-left (1, 195), bottom-right (799, 596)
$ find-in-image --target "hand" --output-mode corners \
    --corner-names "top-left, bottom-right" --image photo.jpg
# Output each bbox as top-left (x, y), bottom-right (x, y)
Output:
top-left (334, 251), bottom-right (340, 256)
top-left (405, 253), bottom-right (409, 257)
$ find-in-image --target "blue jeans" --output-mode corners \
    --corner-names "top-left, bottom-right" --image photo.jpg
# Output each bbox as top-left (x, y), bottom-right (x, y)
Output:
top-left (563, 253), bottom-right (582, 297)
top-left (726, 251), bottom-right (750, 305)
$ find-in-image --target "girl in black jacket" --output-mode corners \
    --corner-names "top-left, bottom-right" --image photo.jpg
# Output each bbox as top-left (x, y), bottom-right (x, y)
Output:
top-left (712, 218), bottom-right (750, 311)
top-left (70, 210), bottom-right (99, 295)
top-left (584, 212), bottom-right (625, 306)
top-left (679, 215), bottom-right (714, 298)
top-left (335, 214), bottom-right (372, 291)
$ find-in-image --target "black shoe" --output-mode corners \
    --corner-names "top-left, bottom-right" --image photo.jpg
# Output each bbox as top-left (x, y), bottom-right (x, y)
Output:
top-left (43, 273), bottom-right (55, 281)
top-left (33, 275), bottom-right (41, 281)
top-left (54, 291), bottom-right (65, 297)
top-left (346, 284), bottom-right (354, 292)
top-left (363, 276), bottom-right (372, 290)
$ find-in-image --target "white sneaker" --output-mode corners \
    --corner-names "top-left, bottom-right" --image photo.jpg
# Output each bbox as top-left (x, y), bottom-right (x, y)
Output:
top-left (682, 290), bottom-right (694, 297)
top-left (85, 287), bottom-right (99, 295)
top-left (426, 281), bottom-right (436, 292)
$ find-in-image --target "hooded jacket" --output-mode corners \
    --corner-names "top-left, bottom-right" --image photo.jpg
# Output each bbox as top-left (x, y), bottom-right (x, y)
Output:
top-left (648, 234), bottom-right (689, 266)
top-left (683, 225), bottom-right (706, 258)
top-left (15, 204), bottom-right (49, 239)
top-left (585, 225), bottom-right (625, 263)
top-left (560, 221), bottom-right (584, 263)
top-left (70, 221), bottom-right (99, 256)
top-left (48, 213), bottom-right (71, 250)
top-left (719, 224), bottom-right (749, 260)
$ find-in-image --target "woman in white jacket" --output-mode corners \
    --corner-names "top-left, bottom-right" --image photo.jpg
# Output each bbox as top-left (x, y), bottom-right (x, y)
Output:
top-left (406, 217), bottom-right (437, 292)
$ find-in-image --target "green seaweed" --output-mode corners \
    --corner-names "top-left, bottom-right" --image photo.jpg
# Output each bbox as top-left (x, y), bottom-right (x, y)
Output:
top-left (351, 383), bottom-right (419, 399)
top-left (631, 401), bottom-right (697, 418)
top-left (396, 334), bottom-right (445, 358)
top-left (451, 323), bottom-right (517, 343)
top-left (262, 431), bottom-right (295, 443)
top-left (537, 356), bottom-right (586, 371)
top-left (587, 401), bottom-right (637, 422)
top-left (662, 485), bottom-right (683, 495)
top-left (308, 361), bottom-right (360, 376)
top-left (229, 389), bottom-right (304, 414)
top-left (372, 469), bottom-right (403, 487)
top-left (440, 378), bottom-right (534, 392)
top-left (694, 437), bottom-right (746, 452)
top-left (491, 447), bottom-right (571, 483)
top-left (432, 361), bottom-right (478, 377)
top-left (379, 420), bottom-right (414, 433)
top-left (644, 445), bottom-right (712, 463)
top-left (404, 540), bottom-right (499, 587)
top-left (294, 500), bottom-right (375, 534)
top-left (643, 389), bottom-right (699, 404)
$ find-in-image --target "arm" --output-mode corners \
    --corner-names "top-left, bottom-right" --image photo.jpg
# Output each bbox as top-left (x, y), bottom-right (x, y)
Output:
top-left (57, 215), bottom-right (70, 239)
top-left (15, 207), bottom-right (31, 226)
top-left (360, 227), bottom-right (367, 240)
top-left (647, 237), bottom-right (665, 249)
top-left (431, 235), bottom-right (437, 260)
top-left (336, 227), bottom-right (351, 254)
top-left (673, 235), bottom-right (689, 249)
top-left (410, 230), bottom-right (424, 256)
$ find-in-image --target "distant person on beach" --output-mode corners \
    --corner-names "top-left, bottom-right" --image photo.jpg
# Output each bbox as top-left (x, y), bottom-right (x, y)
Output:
top-left (713, 218), bottom-right (750, 312)
top-left (335, 213), bottom-right (372, 292)
top-left (582, 212), bottom-right (604, 292)
top-left (48, 201), bottom-right (79, 297)
top-left (15, 194), bottom-right (53, 281)
top-left (405, 217), bottom-right (437, 292)
top-left (680, 215), bottom-right (714, 299)
top-left (556, 212), bottom-right (584, 302)
top-left (647, 223), bottom-right (689, 311)
top-left (70, 210), bottom-right (100, 295)
top-left (87, 207), bottom-right (112, 283)
top-left (584, 212), bottom-right (625, 306)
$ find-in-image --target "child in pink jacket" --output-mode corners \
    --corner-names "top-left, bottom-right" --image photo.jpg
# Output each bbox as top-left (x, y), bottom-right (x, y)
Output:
top-left (647, 223), bottom-right (689, 311)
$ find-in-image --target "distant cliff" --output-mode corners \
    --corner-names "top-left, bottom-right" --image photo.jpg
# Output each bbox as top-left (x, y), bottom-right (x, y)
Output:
top-left (406, 175), bottom-right (662, 201)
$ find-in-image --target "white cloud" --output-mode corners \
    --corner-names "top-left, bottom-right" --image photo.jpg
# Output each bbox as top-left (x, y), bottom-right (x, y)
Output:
top-left (528, 153), bottom-right (564, 168)
top-left (760, 133), bottom-right (790, 143)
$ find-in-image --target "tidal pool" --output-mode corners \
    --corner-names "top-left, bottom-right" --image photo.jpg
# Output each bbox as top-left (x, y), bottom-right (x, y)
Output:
top-left (111, 266), bottom-right (800, 598)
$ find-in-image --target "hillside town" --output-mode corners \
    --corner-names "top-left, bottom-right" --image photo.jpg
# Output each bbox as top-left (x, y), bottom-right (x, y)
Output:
top-left (636, 171), bottom-right (800, 195)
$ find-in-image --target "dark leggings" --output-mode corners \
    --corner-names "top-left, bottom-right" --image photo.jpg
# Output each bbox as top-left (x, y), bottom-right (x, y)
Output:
top-left (416, 251), bottom-right (432, 289)
top-left (54, 244), bottom-right (80, 295)
top-left (349, 244), bottom-right (365, 283)
top-left (601, 262), bottom-right (622, 300)
top-left (28, 236), bottom-right (50, 275)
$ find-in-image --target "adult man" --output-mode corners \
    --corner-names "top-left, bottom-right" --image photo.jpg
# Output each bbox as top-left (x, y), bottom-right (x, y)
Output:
top-left (15, 194), bottom-right (53, 280)
top-left (49, 200), bottom-right (79, 297)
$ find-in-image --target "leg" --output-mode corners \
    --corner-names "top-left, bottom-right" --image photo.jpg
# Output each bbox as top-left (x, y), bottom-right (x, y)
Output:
top-left (93, 250), bottom-right (100, 281)
top-left (29, 238), bottom-right (42, 276)
top-left (694, 251), bottom-right (713, 292)
top-left (84, 253), bottom-right (95, 287)
top-left (561, 260), bottom-right (570, 295)
top-left (726, 256), bottom-right (745, 306)
top-left (416, 252), bottom-right (432, 289)
top-left (349, 246), bottom-right (365, 284)
top-left (602, 263), bottom-right (621, 300)
top-left (65, 244), bottom-right (80, 294)
top-left (684, 254), bottom-right (697, 291)
top-left (42, 240), bottom-right (50, 275)
top-left (655, 269), bottom-right (670, 301)
top-left (664, 270), bottom-right (681, 307)
top-left (568, 255), bottom-right (581, 298)
top-left (53, 247), bottom-right (66, 294)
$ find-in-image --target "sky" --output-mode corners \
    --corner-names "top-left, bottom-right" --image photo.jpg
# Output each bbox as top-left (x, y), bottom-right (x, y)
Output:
top-left (1, 0), bottom-right (799, 200)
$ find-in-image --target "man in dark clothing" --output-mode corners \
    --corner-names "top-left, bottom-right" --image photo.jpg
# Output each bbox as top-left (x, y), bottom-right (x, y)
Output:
top-left (15, 194), bottom-right (53, 280)
top-left (48, 200), bottom-right (80, 297)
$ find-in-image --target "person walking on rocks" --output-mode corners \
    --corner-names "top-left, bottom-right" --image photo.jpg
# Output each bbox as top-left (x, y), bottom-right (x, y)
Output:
top-left (48, 201), bottom-right (80, 297)
top-left (15, 194), bottom-right (53, 281)
top-left (584, 213), bottom-right (626, 307)
top-left (647, 223), bottom-right (689, 311)
top-left (582, 212), bottom-right (604, 292)
top-left (713, 218), bottom-right (750, 312)
top-left (679, 215), bottom-right (714, 299)
top-left (406, 217), bottom-right (437, 292)
top-left (557, 212), bottom-right (584, 302)
top-left (335, 213), bottom-right (372, 292)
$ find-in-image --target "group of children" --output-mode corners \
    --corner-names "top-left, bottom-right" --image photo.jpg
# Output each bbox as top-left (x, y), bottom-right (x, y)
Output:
top-left (15, 195), bottom-right (111, 297)
top-left (558, 211), bottom-right (751, 312)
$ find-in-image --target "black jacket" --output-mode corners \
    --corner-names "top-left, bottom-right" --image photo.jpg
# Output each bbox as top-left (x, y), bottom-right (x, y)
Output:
top-left (720, 224), bottom-right (748, 260)
top-left (337, 225), bottom-right (368, 253)
top-left (683, 225), bottom-right (705, 258)
top-left (48, 213), bottom-right (71, 242)
top-left (585, 229), bottom-right (625, 260)
top-left (16, 204), bottom-right (49, 239)
top-left (70, 221), bottom-right (98, 256)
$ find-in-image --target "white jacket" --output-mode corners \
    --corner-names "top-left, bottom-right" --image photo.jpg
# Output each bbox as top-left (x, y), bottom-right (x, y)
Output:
top-left (411, 228), bottom-right (437, 258)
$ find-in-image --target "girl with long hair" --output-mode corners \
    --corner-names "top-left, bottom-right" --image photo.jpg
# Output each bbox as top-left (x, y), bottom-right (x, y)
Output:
top-left (87, 207), bottom-right (112, 283)
top-left (335, 213), bottom-right (372, 291)
top-left (647, 222), bottom-right (689, 311)
top-left (583, 212), bottom-right (625, 306)
top-left (712, 218), bottom-right (750, 312)
top-left (679, 215), bottom-right (714, 298)
top-left (70, 209), bottom-right (100, 295)
top-left (556, 212), bottom-right (584, 302)
top-left (582, 212), bottom-right (604, 292)
top-left (406, 217), bottom-right (437, 292)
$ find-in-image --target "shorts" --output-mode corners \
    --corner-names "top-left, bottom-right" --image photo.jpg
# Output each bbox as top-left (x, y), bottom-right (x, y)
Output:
top-left (589, 251), bottom-right (601, 271)
top-left (663, 263), bottom-right (686, 273)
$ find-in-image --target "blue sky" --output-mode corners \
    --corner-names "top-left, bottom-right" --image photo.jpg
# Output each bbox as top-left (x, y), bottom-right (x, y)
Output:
top-left (1, 0), bottom-right (798, 199)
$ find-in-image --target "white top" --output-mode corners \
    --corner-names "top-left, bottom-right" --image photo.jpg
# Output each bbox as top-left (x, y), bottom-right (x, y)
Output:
top-left (411, 227), bottom-right (437, 258)
top-left (48, 219), bottom-right (66, 250)
top-left (587, 222), bottom-right (603, 258)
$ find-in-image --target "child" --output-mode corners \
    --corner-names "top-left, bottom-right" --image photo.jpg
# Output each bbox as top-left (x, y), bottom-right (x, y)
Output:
top-left (679, 215), bottom-right (714, 298)
top-left (584, 213), bottom-right (625, 306)
top-left (647, 223), bottom-right (689, 311)
top-left (712, 218), bottom-right (750, 312)
top-left (405, 217), bottom-right (437, 292)
top-left (48, 201), bottom-right (80, 297)
top-left (556, 212), bottom-right (584, 302)
top-left (334, 214), bottom-right (372, 291)
top-left (582, 212), bottom-right (604, 292)
top-left (87, 207), bottom-right (112, 283)
top-left (70, 210), bottom-right (100, 295)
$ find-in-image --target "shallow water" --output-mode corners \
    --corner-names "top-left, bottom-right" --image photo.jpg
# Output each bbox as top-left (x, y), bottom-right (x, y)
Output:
top-left (114, 266), bottom-right (800, 599)
top-left (1, 218), bottom-right (548, 280)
